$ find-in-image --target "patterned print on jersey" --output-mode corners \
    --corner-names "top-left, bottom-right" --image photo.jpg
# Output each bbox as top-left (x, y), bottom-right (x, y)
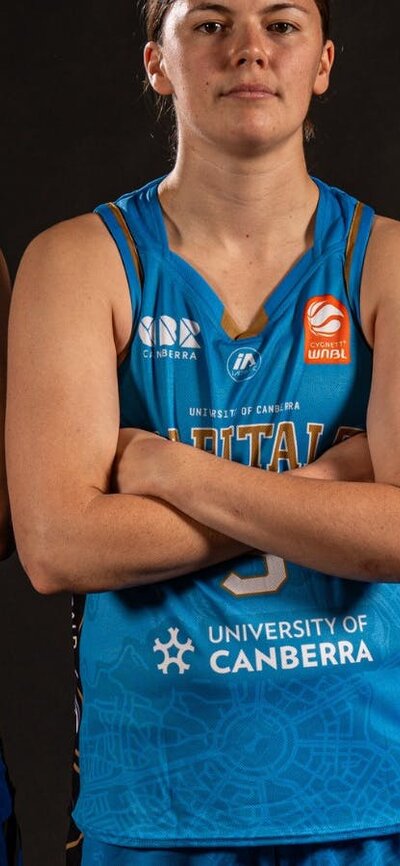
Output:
top-left (67, 595), bottom-right (84, 863)
top-left (73, 178), bottom-right (400, 847)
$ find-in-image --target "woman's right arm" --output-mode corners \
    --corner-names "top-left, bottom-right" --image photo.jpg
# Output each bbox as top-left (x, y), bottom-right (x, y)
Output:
top-left (6, 217), bottom-right (246, 594)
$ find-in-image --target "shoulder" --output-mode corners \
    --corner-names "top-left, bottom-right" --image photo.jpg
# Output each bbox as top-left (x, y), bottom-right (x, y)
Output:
top-left (361, 215), bottom-right (400, 345)
top-left (19, 213), bottom-right (114, 280)
top-left (15, 213), bottom-right (130, 313)
top-left (363, 215), bottom-right (400, 301)
top-left (12, 214), bottom-right (133, 352)
top-left (367, 214), bottom-right (400, 259)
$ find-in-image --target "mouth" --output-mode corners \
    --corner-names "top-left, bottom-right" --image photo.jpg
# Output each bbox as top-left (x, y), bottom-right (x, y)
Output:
top-left (222, 84), bottom-right (277, 99)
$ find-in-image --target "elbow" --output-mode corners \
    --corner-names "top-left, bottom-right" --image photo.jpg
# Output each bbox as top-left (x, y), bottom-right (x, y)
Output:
top-left (27, 565), bottom-right (64, 596)
top-left (13, 517), bottom-right (77, 595)
top-left (12, 490), bottom-right (106, 593)
top-left (18, 547), bottom-right (68, 595)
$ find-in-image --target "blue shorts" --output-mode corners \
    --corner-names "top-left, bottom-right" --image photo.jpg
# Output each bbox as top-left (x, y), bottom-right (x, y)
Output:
top-left (82, 835), bottom-right (400, 866)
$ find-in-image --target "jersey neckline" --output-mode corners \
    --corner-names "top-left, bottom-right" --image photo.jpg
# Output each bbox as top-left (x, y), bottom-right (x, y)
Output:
top-left (147, 176), bottom-right (327, 343)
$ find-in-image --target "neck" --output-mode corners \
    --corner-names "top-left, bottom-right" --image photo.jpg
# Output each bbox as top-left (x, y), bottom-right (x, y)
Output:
top-left (158, 133), bottom-right (318, 251)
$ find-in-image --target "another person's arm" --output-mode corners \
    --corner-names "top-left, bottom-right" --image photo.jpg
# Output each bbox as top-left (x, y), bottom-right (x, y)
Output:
top-left (112, 218), bottom-right (400, 583)
top-left (0, 250), bottom-right (12, 558)
top-left (6, 218), bottom-right (249, 594)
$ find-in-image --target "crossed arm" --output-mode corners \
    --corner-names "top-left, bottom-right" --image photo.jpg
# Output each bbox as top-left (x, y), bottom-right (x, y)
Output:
top-left (6, 215), bottom-right (400, 592)
top-left (114, 427), bottom-right (390, 581)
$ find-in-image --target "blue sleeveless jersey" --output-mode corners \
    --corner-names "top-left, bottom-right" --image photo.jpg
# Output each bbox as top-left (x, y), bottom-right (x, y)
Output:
top-left (74, 178), bottom-right (400, 847)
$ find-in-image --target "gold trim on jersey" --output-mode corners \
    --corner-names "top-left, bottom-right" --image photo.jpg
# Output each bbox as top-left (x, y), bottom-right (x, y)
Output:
top-left (344, 201), bottom-right (364, 297)
top-left (106, 201), bottom-right (144, 284)
top-left (221, 307), bottom-right (269, 340)
top-left (105, 202), bottom-right (144, 367)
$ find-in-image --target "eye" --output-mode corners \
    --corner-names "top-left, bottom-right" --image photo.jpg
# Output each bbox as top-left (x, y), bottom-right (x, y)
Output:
top-left (196, 21), bottom-right (225, 35)
top-left (267, 21), bottom-right (298, 35)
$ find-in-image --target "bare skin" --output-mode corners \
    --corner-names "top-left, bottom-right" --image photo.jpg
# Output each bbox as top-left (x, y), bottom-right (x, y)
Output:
top-left (6, 0), bottom-right (400, 591)
top-left (0, 250), bottom-right (12, 559)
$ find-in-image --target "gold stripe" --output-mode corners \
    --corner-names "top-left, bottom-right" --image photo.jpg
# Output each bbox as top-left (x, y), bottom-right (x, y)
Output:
top-left (221, 309), bottom-right (241, 339)
top-left (221, 307), bottom-right (268, 340)
top-left (106, 202), bottom-right (142, 367)
top-left (66, 833), bottom-right (84, 851)
top-left (106, 201), bottom-right (143, 285)
top-left (344, 201), bottom-right (364, 296)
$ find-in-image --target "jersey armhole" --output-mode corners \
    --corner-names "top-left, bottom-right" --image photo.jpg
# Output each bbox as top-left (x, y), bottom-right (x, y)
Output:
top-left (95, 201), bottom-right (143, 309)
top-left (344, 200), bottom-right (375, 327)
top-left (95, 202), bottom-right (144, 367)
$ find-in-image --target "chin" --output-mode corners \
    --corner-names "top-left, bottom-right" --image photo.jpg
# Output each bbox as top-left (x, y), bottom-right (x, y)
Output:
top-left (219, 127), bottom-right (282, 158)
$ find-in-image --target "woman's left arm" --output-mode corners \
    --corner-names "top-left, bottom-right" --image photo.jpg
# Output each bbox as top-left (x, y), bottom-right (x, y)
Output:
top-left (114, 219), bottom-right (400, 583)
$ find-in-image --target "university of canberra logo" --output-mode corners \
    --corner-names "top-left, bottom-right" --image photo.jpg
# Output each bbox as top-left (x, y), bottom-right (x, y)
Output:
top-left (153, 627), bottom-right (195, 675)
top-left (304, 296), bottom-right (351, 365)
top-left (227, 347), bottom-right (262, 382)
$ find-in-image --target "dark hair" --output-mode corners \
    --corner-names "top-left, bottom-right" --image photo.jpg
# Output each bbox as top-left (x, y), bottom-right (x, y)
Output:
top-left (144, 0), bottom-right (174, 43)
top-left (314, 0), bottom-right (330, 41)
top-left (144, 0), bottom-right (330, 43)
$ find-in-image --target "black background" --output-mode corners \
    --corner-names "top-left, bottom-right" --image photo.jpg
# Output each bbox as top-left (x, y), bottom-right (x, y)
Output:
top-left (1, 1), bottom-right (400, 864)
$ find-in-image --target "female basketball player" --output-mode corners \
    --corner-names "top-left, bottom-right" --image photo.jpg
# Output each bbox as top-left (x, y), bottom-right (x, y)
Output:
top-left (7, 0), bottom-right (400, 864)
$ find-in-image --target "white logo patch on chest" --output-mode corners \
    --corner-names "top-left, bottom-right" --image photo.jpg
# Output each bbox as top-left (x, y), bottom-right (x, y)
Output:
top-left (227, 347), bottom-right (262, 382)
top-left (139, 316), bottom-right (201, 348)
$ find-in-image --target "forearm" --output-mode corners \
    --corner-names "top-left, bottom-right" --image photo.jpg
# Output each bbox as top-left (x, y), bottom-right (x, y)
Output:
top-left (156, 446), bottom-right (400, 582)
top-left (22, 491), bottom-right (248, 594)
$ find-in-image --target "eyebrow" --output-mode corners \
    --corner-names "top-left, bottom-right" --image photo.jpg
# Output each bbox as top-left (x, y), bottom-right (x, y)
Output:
top-left (187, 3), bottom-right (310, 15)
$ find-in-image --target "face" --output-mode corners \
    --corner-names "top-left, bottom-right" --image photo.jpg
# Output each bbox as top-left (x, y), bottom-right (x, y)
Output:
top-left (145, 0), bottom-right (334, 158)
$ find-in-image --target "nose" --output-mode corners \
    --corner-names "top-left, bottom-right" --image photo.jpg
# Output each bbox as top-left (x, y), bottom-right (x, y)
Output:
top-left (229, 24), bottom-right (268, 68)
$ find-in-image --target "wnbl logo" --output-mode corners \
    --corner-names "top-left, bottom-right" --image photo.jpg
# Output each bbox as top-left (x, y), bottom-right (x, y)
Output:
top-left (139, 316), bottom-right (201, 348)
top-left (303, 296), bottom-right (351, 365)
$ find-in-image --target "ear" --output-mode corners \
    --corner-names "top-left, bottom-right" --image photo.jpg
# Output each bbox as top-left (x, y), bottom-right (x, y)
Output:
top-left (313, 40), bottom-right (335, 97)
top-left (143, 42), bottom-right (174, 96)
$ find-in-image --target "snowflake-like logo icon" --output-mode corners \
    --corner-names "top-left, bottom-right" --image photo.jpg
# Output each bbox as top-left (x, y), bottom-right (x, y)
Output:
top-left (153, 627), bottom-right (195, 675)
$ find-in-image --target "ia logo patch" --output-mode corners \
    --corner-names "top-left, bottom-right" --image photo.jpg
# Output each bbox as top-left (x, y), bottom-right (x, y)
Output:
top-left (227, 347), bottom-right (262, 382)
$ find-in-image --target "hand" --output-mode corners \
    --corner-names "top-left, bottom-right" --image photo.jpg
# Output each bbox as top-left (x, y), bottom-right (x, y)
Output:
top-left (113, 427), bottom-right (175, 496)
top-left (293, 433), bottom-right (374, 482)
